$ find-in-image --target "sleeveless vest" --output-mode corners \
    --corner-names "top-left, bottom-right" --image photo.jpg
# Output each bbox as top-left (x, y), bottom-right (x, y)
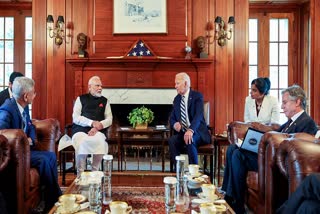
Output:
top-left (72, 94), bottom-right (108, 136)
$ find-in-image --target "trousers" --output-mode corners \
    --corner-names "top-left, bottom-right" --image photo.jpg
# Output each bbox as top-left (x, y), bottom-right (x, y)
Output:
top-left (221, 144), bottom-right (258, 214)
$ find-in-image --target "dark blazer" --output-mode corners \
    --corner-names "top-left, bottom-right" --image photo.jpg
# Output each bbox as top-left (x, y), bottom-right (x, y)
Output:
top-left (170, 89), bottom-right (211, 144)
top-left (0, 98), bottom-right (36, 143)
top-left (0, 88), bottom-right (10, 107)
top-left (278, 111), bottom-right (318, 135)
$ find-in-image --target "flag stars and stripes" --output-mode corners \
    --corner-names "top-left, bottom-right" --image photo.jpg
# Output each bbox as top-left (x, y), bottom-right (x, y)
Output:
top-left (127, 39), bottom-right (154, 57)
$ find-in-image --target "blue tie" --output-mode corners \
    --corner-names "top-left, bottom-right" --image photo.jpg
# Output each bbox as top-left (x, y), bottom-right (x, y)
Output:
top-left (180, 95), bottom-right (187, 131)
top-left (22, 111), bottom-right (27, 132)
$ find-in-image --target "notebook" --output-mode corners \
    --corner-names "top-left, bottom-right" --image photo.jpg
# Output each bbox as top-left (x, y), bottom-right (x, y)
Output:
top-left (239, 127), bottom-right (265, 153)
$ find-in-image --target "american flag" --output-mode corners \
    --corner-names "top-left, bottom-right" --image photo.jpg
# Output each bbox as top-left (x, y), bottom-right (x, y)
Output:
top-left (127, 40), bottom-right (154, 57)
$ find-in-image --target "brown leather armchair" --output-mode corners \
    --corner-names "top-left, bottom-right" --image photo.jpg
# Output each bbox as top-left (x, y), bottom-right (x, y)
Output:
top-left (227, 121), bottom-right (287, 213)
top-left (0, 134), bottom-right (10, 172)
top-left (0, 118), bottom-right (61, 214)
top-left (275, 135), bottom-right (320, 211)
top-left (227, 121), bottom-right (317, 214)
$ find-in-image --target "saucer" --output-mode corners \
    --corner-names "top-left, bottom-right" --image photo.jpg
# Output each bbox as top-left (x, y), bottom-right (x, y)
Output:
top-left (55, 203), bottom-right (80, 214)
top-left (187, 172), bottom-right (202, 177)
top-left (74, 194), bottom-right (86, 203)
top-left (75, 212), bottom-right (96, 214)
top-left (197, 192), bottom-right (218, 202)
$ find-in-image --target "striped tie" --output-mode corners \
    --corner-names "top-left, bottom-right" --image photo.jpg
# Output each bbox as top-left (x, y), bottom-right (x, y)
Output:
top-left (180, 95), bottom-right (187, 131)
top-left (22, 111), bottom-right (27, 132)
top-left (282, 119), bottom-right (292, 133)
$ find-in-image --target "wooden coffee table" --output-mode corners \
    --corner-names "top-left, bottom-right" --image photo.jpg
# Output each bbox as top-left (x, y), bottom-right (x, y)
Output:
top-left (50, 172), bottom-right (235, 213)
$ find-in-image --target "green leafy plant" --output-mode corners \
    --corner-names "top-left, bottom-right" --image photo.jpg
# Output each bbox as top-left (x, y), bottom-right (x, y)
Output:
top-left (127, 106), bottom-right (155, 127)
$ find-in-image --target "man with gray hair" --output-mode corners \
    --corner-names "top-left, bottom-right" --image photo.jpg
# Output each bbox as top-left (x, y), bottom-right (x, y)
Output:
top-left (0, 77), bottom-right (61, 212)
top-left (278, 84), bottom-right (318, 133)
top-left (169, 72), bottom-right (211, 167)
top-left (222, 84), bottom-right (318, 214)
top-left (72, 76), bottom-right (113, 176)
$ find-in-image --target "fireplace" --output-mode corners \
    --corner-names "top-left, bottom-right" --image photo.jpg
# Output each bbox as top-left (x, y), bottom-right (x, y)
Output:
top-left (103, 88), bottom-right (176, 127)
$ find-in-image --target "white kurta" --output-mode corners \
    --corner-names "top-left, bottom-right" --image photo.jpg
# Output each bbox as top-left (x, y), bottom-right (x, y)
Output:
top-left (72, 131), bottom-right (108, 154)
top-left (72, 95), bottom-right (113, 155)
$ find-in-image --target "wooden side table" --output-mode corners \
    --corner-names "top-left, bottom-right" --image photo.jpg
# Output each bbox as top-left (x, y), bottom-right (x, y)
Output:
top-left (116, 127), bottom-right (170, 172)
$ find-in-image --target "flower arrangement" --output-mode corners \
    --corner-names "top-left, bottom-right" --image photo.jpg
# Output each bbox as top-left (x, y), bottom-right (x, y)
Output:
top-left (127, 106), bottom-right (154, 128)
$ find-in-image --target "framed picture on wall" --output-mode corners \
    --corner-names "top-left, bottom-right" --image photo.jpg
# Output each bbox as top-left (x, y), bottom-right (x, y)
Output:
top-left (113, 0), bottom-right (167, 34)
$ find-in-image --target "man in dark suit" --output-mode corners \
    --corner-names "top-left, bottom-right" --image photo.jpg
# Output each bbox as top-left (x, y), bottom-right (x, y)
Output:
top-left (168, 72), bottom-right (211, 166)
top-left (276, 173), bottom-right (320, 214)
top-left (222, 84), bottom-right (318, 214)
top-left (0, 77), bottom-right (61, 212)
top-left (0, 71), bottom-right (24, 106)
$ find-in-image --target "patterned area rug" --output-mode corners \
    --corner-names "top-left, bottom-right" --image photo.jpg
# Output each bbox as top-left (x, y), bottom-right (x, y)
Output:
top-left (109, 186), bottom-right (165, 213)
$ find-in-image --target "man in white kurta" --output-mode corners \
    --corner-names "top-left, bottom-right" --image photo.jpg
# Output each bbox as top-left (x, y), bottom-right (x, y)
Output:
top-left (72, 76), bottom-right (113, 175)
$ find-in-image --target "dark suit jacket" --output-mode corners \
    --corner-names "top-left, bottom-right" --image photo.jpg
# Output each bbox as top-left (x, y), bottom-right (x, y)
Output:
top-left (170, 89), bottom-right (211, 144)
top-left (0, 88), bottom-right (10, 107)
top-left (0, 98), bottom-right (36, 143)
top-left (278, 111), bottom-right (318, 135)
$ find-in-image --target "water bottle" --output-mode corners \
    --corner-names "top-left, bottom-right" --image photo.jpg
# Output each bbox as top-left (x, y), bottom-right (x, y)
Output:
top-left (175, 175), bottom-right (190, 213)
top-left (102, 155), bottom-right (113, 205)
top-left (175, 155), bottom-right (185, 182)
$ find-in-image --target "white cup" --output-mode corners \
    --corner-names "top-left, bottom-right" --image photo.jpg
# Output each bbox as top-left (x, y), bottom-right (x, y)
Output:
top-left (188, 164), bottom-right (200, 176)
top-left (199, 203), bottom-right (217, 214)
top-left (201, 184), bottom-right (216, 199)
top-left (109, 201), bottom-right (132, 214)
top-left (59, 194), bottom-right (77, 213)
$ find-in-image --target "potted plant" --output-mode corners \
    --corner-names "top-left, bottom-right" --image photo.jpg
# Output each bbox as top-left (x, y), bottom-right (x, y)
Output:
top-left (127, 106), bottom-right (155, 129)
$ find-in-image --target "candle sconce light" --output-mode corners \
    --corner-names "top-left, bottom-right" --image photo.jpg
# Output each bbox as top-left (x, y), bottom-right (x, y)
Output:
top-left (207, 16), bottom-right (235, 47)
top-left (46, 15), bottom-right (68, 46)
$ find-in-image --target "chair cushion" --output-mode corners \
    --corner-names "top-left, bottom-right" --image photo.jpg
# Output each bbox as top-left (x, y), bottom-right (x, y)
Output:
top-left (247, 171), bottom-right (258, 192)
top-left (29, 168), bottom-right (40, 188)
top-left (198, 144), bottom-right (214, 154)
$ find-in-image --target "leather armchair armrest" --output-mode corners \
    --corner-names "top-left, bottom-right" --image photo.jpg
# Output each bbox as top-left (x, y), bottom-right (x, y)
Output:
top-left (227, 121), bottom-right (251, 145)
top-left (0, 129), bottom-right (31, 200)
top-left (32, 118), bottom-right (61, 153)
top-left (276, 137), bottom-right (320, 194)
top-left (0, 135), bottom-right (10, 172)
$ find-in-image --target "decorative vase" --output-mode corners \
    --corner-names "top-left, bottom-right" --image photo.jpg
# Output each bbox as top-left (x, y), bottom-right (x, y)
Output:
top-left (135, 123), bottom-right (148, 129)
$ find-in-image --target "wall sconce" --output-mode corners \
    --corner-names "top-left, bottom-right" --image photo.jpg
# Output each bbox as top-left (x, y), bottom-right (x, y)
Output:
top-left (207, 16), bottom-right (235, 47)
top-left (46, 15), bottom-right (66, 46)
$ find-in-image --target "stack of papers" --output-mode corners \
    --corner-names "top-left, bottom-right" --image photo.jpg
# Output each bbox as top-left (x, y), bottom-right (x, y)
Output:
top-left (155, 125), bottom-right (166, 130)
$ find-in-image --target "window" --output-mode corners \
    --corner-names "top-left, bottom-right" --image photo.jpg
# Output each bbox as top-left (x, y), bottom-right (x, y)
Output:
top-left (0, 10), bottom-right (32, 115)
top-left (0, 10), bottom-right (32, 91)
top-left (249, 12), bottom-right (295, 124)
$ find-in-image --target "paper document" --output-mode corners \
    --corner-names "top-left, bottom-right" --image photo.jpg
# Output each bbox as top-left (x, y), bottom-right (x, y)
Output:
top-left (155, 125), bottom-right (166, 129)
top-left (58, 134), bottom-right (74, 151)
top-left (236, 138), bottom-right (243, 148)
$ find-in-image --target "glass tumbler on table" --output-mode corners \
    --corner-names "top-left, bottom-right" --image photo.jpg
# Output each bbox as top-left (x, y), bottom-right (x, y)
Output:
top-left (102, 154), bottom-right (113, 205)
top-left (164, 176), bottom-right (177, 213)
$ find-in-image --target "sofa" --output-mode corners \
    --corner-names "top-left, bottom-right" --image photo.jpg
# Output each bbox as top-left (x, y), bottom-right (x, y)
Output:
top-left (227, 121), bottom-right (317, 213)
top-left (276, 135), bottom-right (320, 209)
top-left (0, 118), bottom-right (60, 214)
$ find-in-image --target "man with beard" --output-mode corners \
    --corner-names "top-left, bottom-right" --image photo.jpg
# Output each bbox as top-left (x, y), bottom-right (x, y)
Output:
top-left (72, 76), bottom-right (113, 176)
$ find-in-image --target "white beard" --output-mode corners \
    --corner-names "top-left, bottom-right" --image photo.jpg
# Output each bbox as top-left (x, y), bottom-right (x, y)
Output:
top-left (92, 92), bottom-right (102, 97)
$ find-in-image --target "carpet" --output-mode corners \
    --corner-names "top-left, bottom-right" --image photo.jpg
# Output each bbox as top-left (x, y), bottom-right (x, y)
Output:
top-left (110, 186), bottom-right (166, 214)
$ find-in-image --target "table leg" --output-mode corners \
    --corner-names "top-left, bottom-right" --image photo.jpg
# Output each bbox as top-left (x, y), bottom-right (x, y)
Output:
top-left (162, 133), bottom-right (165, 172)
top-left (217, 144), bottom-right (221, 186)
top-left (214, 140), bottom-right (218, 186)
top-left (117, 134), bottom-right (122, 171)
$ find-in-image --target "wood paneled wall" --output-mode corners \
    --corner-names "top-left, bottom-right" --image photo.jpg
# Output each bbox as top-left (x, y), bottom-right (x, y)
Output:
top-left (30, 0), bottom-right (320, 133)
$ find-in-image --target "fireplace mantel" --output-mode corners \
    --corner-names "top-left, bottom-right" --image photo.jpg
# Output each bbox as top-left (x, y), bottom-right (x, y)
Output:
top-left (65, 57), bottom-right (214, 124)
top-left (66, 57), bottom-right (213, 70)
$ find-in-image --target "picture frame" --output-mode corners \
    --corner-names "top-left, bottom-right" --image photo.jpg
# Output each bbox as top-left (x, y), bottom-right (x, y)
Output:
top-left (113, 0), bottom-right (167, 34)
